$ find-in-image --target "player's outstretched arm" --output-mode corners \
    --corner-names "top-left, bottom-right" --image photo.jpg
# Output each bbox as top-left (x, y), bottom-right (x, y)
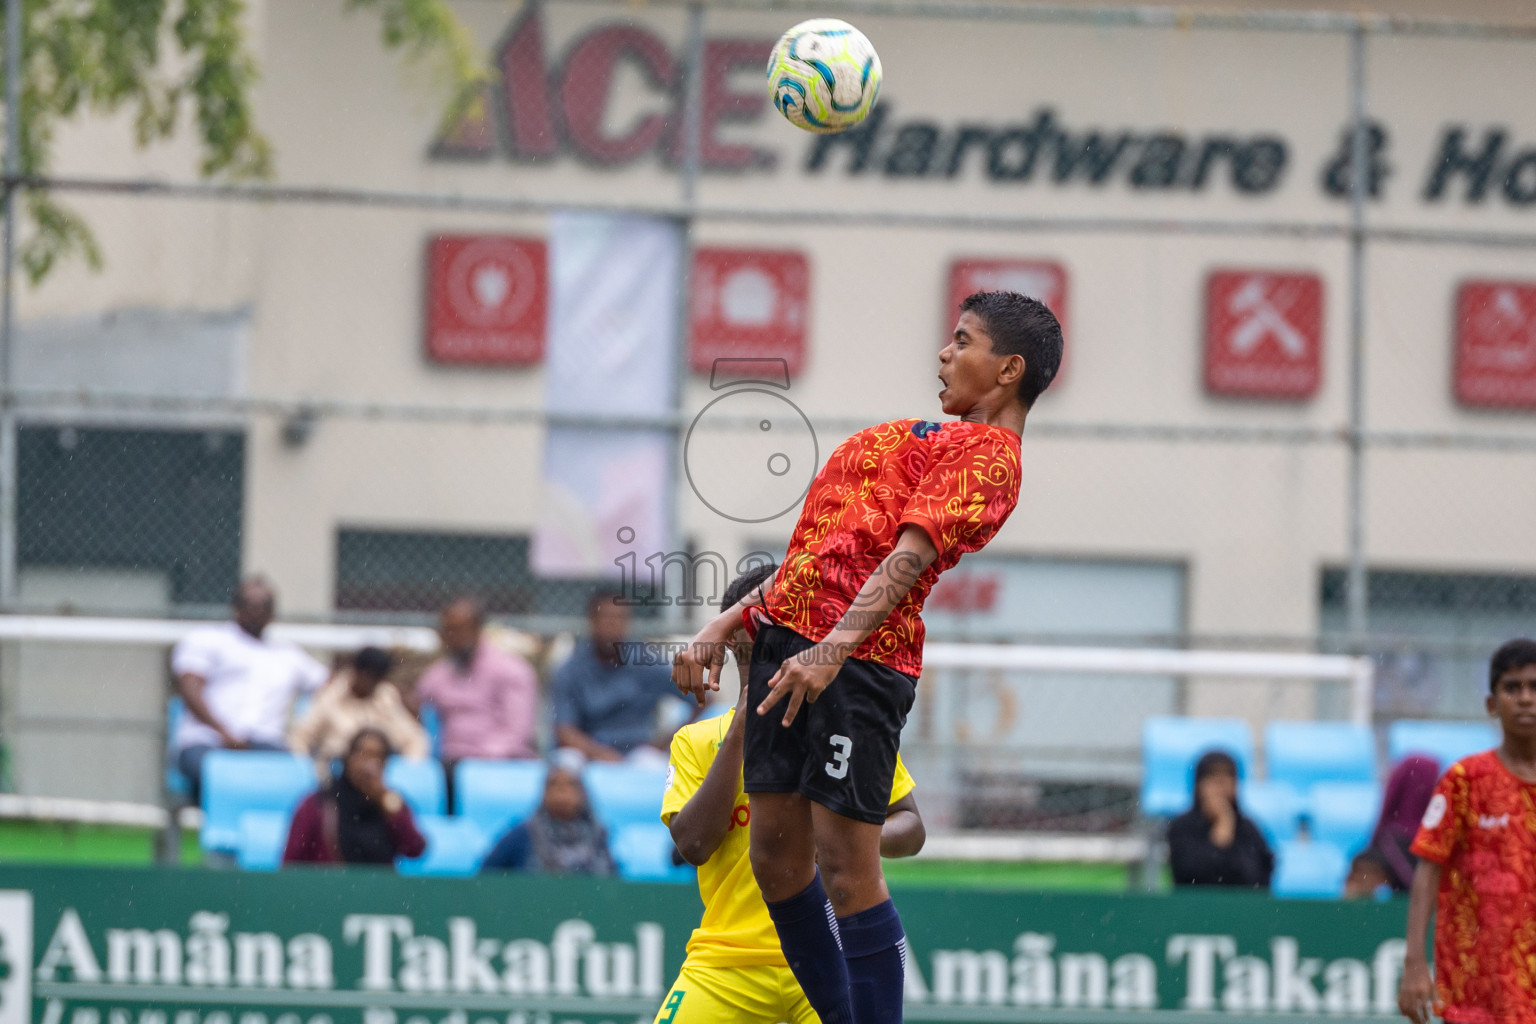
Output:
top-left (668, 688), bottom-right (750, 865)
top-left (880, 793), bottom-right (925, 858)
top-left (672, 592), bottom-right (766, 705)
top-left (1398, 859), bottom-right (1440, 1024)
top-left (758, 524), bottom-right (939, 727)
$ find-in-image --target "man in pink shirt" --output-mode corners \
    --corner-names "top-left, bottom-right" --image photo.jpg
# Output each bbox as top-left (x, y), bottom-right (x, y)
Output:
top-left (412, 597), bottom-right (539, 809)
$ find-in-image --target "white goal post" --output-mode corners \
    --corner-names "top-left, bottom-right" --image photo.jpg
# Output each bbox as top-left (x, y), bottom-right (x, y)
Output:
top-left (922, 642), bottom-right (1376, 727)
top-left (0, 616), bottom-right (1376, 727)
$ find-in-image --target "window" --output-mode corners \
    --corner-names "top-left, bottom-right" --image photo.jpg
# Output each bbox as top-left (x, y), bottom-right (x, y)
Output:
top-left (18, 426), bottom-right (244, 609)
top-left (1321, 568), bottom-right (1536, 717)
top-left (335, 528), bottom-right (650, 618)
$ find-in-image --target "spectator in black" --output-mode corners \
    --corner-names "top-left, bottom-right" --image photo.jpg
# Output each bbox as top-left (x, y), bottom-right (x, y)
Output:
top-left (282, 728), bottom-right (427, 867)
top-left (1366, 753), bottom-right (1440, 892)
top-left (1167, 750), bottom-right (1274, 889)
top-left (480, 757), bottom-right (615, 876)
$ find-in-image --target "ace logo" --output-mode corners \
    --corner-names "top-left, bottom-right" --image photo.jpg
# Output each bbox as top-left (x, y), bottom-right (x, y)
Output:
top-left (1455, 281), bottom-right (1536, 409)
top-left (1204, 270), bottom-right (1324, 400)
top-left (425, 236), bottom-right (548, 366)
top-left (0, 892), bottom-right (31, 1024)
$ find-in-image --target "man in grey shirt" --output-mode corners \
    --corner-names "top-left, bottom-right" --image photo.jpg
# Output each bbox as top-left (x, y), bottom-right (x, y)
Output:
top-left (551, 591), bottom-right (691, 761)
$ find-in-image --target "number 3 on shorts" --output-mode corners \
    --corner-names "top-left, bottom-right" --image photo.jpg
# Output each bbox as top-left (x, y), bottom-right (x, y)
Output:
top-left (825, 735), bottom-right (853, 780)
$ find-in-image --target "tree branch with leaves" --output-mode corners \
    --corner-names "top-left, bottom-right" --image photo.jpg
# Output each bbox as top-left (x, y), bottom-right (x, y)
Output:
top-left (7, 0), bottom-right (484, 283)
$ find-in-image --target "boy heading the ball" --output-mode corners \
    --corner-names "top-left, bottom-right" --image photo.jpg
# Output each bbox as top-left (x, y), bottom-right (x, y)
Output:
top-left (1398, 638), bottom-right (1536, 1024)
top-left (655, 563), bottom-right (925, 1024)
top-left (674, 290), bottom-right (1064, 1024)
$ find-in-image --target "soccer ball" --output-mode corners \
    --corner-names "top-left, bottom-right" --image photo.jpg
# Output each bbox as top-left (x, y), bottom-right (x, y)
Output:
top-left (766, 19), bottom-right (882, 134)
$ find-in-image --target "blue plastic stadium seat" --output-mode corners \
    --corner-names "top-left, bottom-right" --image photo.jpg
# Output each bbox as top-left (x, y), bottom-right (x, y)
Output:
top-left (586, 763), bottom-right (670, 831)
top-left (610, 822), bottom-right (694, 883)
top-left (1241, 781), bottom-right (1306, 847)
top-left (457, 760), bottom-right (546, 840)
top-left (1309, 781), bottom-right (1382, 856)
top-left (420, 704), bottom-right (443, 760)
top-left (1265, 721), bottom-right (1377, 795)
top-left (1387, 720), bottom-right (1496, 770)
top-left (236, 810), bottom-right (291, 871)
top-left (385, 757), bottom-right (446, 816)
top-left (1272, 839), bottom-right (1349, 899)
top-left (1140, 717), bottom-right (1255, 818)
top-left (165, 697), bottom-right (189, 801)
top-left (201, 751), bottom-right (314, 853)
top-left (396, 815), bottom-right (489, 877)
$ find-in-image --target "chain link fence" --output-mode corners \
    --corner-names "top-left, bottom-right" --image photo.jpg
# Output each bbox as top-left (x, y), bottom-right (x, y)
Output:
top-left (4, 0), bottom-right (1536, 813)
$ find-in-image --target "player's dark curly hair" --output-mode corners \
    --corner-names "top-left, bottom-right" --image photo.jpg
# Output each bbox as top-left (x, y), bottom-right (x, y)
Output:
top-left (1489, 637), bottom-right (1536, 692)
top-left (959, 290), bottom-right (1065, 408)
top-left (721, 561), bottom-right (779, 614)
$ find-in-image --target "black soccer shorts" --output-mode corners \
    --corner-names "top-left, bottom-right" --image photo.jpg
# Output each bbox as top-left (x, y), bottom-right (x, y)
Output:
top-left (743, 623), bottom-right (918, 825)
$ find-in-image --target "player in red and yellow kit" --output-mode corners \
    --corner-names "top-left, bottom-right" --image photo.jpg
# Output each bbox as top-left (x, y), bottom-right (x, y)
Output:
top-left (1400, 638), bottom-right (1536, 1024)
top-left (655, 564), bottom-right (925, 1024)
top-left (675, 291), bottom-right (1063, 1024)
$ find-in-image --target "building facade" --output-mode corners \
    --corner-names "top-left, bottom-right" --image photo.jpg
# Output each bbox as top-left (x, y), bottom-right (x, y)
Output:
top-left (13, 0), bottom-right (1536, 798)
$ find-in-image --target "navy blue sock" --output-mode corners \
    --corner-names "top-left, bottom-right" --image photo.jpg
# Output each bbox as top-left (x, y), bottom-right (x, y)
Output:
top-left (764, 871), bottom-right (854, 1024)
top-left (838, 899), bottom-right (906, 1024)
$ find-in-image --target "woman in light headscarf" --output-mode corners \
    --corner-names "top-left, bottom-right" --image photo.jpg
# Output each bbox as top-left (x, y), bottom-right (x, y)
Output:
top-left (480, 757), bottom-right (615, 876)
top-left (1367, 753), bottom-right (1440, 892)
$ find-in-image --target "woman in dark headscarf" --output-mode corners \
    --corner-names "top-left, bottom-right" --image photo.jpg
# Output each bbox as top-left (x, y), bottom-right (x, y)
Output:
top-left (283, 728), bottom-right (427, 866)
top-left (480, 760), bottom-right (615, 876)
top-left (1167, 750), bottom-right (1274, 889)
top-left (1367, 754), bottom-right (1440, 892)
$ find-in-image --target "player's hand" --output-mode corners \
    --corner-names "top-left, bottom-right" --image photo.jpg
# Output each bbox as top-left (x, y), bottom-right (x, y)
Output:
top-left (758, 644), bottom-right (842, 727)
top-left (1398, 957), bottom-right (1435, 1024)
top-left (673, 619), bottom-right (732, 706)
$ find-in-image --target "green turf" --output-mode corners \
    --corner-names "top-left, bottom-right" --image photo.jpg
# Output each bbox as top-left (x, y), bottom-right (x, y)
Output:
top-left (0, 820), bottom-right (202, 866)
top-left (0, 820), bottom-right (1153, 891)
top-left (885, 858), bottom-right (1141, 892)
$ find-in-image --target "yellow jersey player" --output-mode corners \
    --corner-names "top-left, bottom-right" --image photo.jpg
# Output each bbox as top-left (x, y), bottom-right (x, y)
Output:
top-left (656, 563), bottom-right (925, 1024)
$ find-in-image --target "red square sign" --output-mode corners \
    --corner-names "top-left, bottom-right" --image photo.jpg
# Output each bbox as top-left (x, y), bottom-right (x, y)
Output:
top-left (1455, 281), bottom-right (1536, 409)
top-left (1204, 270), bottom-right (1324, 400)
top-left (690, 248), bottom-right (809, 376)
top-left (947, 259), bottom-right (1069, 386)
top-left (425, 235), bottom-right (547, 365)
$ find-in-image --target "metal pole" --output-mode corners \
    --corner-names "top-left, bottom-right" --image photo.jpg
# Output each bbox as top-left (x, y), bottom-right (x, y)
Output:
top-left (666, 2), bottom-right (705, 624)
top-left (1344, 23), bottom-right (1369, 654)
top-left (0, 0), bottom-right (20, 611)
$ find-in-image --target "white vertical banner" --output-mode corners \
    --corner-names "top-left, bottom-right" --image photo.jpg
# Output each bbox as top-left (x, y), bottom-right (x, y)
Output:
top-left (532, 212), bottom-right (681, 578)
top-left (0, 890), bottom-right (32, 1024)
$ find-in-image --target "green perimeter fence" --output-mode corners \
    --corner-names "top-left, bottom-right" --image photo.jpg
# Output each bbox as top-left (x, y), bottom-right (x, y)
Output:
top-left (0, 866), bottom-right (1412, 1024)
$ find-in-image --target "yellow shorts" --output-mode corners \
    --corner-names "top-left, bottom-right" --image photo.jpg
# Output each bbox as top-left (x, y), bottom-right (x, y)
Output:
top-left (653, 962), bottom-right (819, 1024)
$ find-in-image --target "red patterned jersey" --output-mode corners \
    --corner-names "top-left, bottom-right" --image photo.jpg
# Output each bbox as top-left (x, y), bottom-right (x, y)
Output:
top-left (762, 418), bottom-right (1021, 676)
top-left (1411, 750), bottom-right (1536, 1024)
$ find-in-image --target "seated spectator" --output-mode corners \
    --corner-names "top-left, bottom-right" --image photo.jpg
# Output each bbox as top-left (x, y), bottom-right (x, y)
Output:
top-left (1344, 848), bottom-right (1393, 900)
top-left (480, 757), bottom-right (615, 876)
top-left (1167, 750), bottom-right (1274, 889)
top-left (552, 590), bottom-right (692, 763)
top-left (1366, 753), bottom-right (1439, 893)
top-left (172, 577), bottom-right (329, 804)
top-left (289, 647), bottom-right (430, 770)
top-left (412, 597), bottom-right (539, 806)
top-left (282, 728), bottom-right (426, 867)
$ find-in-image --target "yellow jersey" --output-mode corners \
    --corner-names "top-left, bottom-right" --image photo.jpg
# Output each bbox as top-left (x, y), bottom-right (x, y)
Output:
top-left (660, 709), bottom-right (915, 969)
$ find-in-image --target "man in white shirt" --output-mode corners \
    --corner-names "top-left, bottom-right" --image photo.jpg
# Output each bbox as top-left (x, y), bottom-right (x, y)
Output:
top-left (172, 577), bottom-right (329, 802)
